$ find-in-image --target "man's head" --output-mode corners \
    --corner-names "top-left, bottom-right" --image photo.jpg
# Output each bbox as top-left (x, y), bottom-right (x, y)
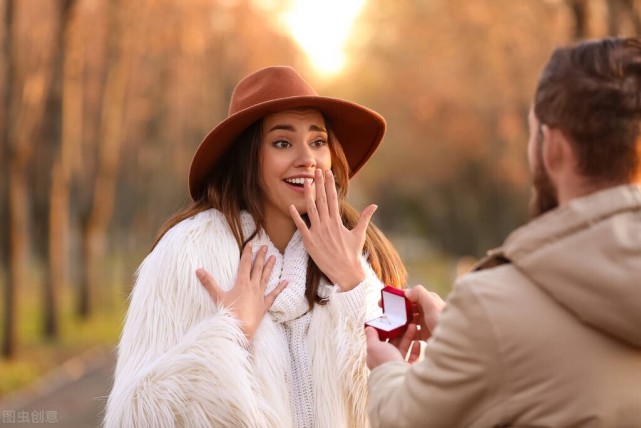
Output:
top-left (529, 37), bottom-right (641, 217)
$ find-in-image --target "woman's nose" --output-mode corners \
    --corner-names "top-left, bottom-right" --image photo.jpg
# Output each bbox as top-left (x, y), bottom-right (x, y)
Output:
top-left (294, 144), bottom-right (316, 169)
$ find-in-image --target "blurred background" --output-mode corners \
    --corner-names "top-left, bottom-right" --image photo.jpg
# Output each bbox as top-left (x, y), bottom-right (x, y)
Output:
top-left (0, 0), bottom-right (639, 424)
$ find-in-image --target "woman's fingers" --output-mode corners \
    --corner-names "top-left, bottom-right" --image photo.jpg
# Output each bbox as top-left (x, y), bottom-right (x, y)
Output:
top-left (259, 255), bottom-right (276, 289)
top-left (325, 170), bottom-right (340, 220)
top-left (290, 204), bottom-right (312, 241)
top-left (353, 204), bottom-right (378, 238)
top-left (314, 168), bottom-right (329, 220)
top-left (250, 245), bottom-right (268, 281)
top-left (289, 203), bottom-right (305, 229)
top-left (238, 242), bottom-right (254, 277)
top-left (303, 176), bottom-right (320, 225)
top-left (301, 169), bottom-right (340, 225)
top-left (196, 268), bottom-right (222, 303)
top-left (265, 280), bottom-right (288, 307)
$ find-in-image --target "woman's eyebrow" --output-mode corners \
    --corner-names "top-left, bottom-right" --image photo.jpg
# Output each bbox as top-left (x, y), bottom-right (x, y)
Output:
top-left (309, 124), bottom-right (327, 133)
top-left (267, 124), bottom-right (295, 133)
top-left (267, 124), bottom-right (327, 133)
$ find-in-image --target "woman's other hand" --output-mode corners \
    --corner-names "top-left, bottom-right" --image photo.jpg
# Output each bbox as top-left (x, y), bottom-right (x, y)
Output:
top-left (196, 243), bottom-right (288, 340)
top-left (290, 168), bottom-right (377, 291)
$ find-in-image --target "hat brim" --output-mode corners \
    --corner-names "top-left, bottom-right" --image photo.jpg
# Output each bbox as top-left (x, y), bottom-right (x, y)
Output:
top-left (189, 95), bottom-right (386, 200)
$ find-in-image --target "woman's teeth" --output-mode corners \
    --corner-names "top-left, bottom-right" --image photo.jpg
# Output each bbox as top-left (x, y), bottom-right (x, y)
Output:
top-left (285, 178), bottom-right (313, 186)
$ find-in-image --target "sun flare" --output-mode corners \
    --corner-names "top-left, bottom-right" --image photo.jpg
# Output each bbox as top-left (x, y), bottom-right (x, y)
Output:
top-left (281, 0), bottom-right (367, 76)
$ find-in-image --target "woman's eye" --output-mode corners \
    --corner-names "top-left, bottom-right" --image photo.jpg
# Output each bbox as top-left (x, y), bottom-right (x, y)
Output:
top-left (311, 139), bottom-right (327, 148)
top-left (273, 140), bottom-right (291, 148)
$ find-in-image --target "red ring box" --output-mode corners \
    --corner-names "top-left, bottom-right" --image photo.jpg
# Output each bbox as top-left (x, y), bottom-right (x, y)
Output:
top-left (365, 286), bottom-right (412, 340)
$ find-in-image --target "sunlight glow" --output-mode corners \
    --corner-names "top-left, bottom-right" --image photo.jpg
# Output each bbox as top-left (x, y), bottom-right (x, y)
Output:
top-left (281, 0), bottom-right (367, 76)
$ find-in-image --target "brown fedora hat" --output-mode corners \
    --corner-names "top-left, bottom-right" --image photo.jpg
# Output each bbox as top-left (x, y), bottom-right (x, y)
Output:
top-left (188, 65), bottom-right (386, 200)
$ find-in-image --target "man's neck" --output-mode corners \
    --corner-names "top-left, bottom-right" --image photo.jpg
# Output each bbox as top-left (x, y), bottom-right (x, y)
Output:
top-left (557, 176), bottom-right (635, 206)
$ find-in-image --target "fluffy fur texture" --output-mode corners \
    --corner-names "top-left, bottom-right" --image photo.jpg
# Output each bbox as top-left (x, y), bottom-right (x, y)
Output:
top-left (104, 209), bottom-right (383, 427)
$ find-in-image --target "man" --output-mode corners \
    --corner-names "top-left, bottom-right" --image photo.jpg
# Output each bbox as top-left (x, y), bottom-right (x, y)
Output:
top-left (366, 37), bottom-right (641, 427)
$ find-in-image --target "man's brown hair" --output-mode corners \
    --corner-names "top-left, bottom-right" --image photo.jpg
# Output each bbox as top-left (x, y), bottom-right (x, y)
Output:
top-left (534, 37), bottom-right (641, 183)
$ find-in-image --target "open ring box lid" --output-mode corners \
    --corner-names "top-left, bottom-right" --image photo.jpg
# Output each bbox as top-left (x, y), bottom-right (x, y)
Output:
top-left (365, 285), bottom-right (412, 340)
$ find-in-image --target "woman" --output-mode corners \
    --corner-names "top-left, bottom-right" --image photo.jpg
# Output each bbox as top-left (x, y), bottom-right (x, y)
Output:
top-left (104, 66), bottom-right (406, 428)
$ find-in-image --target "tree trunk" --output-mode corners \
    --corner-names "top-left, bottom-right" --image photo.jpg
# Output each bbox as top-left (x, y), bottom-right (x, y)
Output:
top-left (78, 0), bottom-right (130, 318)
top-left (568, 0), bottom-right (589, 39)
top-left (4, 81), bottom-right (50, 354)
top-left (605, 1), bottom-right (641, 49)
top-left (43, 0), bottom-right (78, 339)
top-left (620, 0), bottom-right (641, 34)
top-left (607, 0), bottom-right (623, 35)
top-left (2, 0), bottom-right (55, 356)
top-left (0, 0), bottom-right (14, 359)
top-left (5, 163), bottom-right (28, 358)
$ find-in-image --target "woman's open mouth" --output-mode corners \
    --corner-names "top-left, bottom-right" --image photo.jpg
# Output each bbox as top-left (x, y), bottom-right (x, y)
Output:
top-left (284, 177), bottom-right (314, 188)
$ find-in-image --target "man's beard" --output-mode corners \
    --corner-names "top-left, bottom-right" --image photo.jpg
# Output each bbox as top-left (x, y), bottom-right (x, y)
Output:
top-left (529, 153), bottom-right (559, 218)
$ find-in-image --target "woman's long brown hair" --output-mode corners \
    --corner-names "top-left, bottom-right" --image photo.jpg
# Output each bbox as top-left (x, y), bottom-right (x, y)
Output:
top-left (153, 115), bottom-right (407, 308)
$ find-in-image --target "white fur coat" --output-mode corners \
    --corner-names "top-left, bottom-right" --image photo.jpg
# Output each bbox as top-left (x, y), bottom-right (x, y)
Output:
top-left (104, 209), bottom-right (383, 427)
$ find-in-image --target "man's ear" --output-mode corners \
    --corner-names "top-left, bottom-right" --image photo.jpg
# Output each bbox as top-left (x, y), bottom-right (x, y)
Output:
top-left (634, 140), bottom-right (641, 183)
top-left (541, 125), bottom-right (573, 178)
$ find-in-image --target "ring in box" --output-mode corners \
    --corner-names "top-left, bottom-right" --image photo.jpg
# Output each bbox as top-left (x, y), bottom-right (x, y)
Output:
top-left (365, 285), bottom-right (412, 340)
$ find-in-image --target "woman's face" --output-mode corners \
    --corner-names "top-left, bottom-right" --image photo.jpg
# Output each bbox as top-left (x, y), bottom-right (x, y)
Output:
top-left (260, 108), bottom-right (331, 225)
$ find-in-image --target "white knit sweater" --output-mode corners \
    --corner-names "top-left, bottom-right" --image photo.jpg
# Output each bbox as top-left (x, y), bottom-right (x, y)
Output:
top-left (104, 209), bottom-right (383, 428)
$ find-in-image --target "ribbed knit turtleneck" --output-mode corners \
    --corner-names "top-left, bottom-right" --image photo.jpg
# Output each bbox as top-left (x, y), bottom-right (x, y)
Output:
top-left (241, 212), bottom-right (318, 428)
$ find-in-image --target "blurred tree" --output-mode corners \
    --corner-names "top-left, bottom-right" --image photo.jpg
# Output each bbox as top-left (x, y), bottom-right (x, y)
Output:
top-left (344, 0), bottom-right (639, 260)
top-left (77, 0), bottom-right (132, 318)
top-left (341, 0), bottom-right (570, 257)
top-left (1, 0), bottom-right (16, 359)
top-left (75, 0), bottom-right (302, 309)
top-left (568, 0), bottom-right (589, 38)
top-left (39, 0), bottom-right (79, 338)
top-left (115, 0), bottom-right (300, 253)
top-left (567, 0), bottom-right (641, 39)
top-left (2, 0), bottom-right (57, 357)
top-left (606, 0), bottom-right (641, 35)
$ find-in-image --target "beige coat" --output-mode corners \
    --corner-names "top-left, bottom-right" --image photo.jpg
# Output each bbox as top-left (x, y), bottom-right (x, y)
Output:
top-left (369, 184), bottom-right (641, 428)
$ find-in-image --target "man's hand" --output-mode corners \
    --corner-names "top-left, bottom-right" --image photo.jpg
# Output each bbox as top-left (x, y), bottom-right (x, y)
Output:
top-left (366, 285), bottom-right (445, 370)
top-left (365, 324), bottom-right (421, 370)
top-left (405, 285), bottom-right (445, 341)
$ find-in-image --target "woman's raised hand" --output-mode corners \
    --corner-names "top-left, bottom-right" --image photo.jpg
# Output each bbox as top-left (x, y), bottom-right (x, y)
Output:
top-left (289, 168), bottom-right (377, 292)
top-left (196, 243), bottom-right (288, 340)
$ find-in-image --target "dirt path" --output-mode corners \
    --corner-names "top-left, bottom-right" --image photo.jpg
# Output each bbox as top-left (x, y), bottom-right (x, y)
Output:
top-left (0, 347), bottom-right (115, 428)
